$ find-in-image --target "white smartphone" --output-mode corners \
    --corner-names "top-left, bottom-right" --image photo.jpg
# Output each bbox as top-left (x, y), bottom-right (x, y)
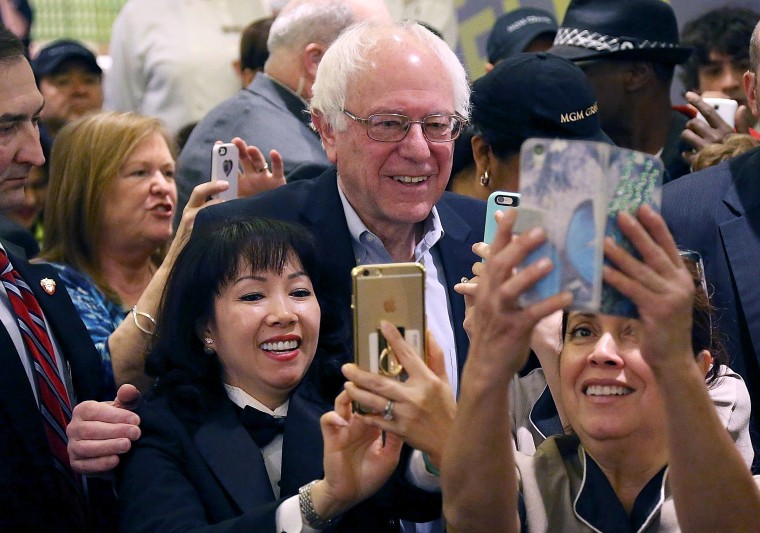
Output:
top-left (696, 97), bottom-right (738, 128)
top-left (210, 143), bottom-right (240, 201)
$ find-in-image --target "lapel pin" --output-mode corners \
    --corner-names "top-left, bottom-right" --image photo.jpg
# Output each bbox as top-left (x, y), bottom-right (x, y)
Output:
top-left (40, 278), bottom-right (56, 295)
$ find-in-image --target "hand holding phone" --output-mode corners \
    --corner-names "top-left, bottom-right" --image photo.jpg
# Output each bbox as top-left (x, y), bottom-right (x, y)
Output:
top-left (696, 97), bottom-right (738, 129)
top-left (210, 142), bottom-right (240, 201)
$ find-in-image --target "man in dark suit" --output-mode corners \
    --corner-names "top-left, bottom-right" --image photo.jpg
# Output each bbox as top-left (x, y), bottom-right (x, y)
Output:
top-left (196, 20), bottom-right (483, 531)
top-left (68, 19), bottom-right (484, 531)
top-left (662, 20), bottom-right (760, 471)
top-left (174, 0), bottom-right (391, 218)
top-left (0, 27), bottom-right (109, 531)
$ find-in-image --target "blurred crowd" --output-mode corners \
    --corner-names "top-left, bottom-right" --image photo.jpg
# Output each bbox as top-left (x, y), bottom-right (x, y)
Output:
top-left (3, 1), bottom-right (760, 531)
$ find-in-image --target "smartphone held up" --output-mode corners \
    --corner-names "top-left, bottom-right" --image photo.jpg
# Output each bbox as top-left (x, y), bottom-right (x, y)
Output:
top-left (351, 263), bottom-right (426, 412)
top-left (210, 142), bottom-right (240, 201)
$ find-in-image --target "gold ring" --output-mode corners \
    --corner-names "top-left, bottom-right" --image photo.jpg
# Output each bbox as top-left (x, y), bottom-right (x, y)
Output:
top-left (379, 347), bottom-right (403, 377)
top-left (257, 162), bottom-right (269, 173)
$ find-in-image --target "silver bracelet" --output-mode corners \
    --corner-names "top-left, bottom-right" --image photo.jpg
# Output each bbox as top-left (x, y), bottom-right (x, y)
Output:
top-left (131, 305), bottom-right (157, 336)
top-left (298, 480), bottom-right (334, 530)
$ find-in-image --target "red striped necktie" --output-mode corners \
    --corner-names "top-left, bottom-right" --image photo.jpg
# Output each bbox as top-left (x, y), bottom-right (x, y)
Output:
top-left (0, 250), bottom-right (76, 480)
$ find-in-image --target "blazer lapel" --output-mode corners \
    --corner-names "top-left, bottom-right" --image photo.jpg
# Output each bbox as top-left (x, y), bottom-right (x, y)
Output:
top-left (0, 322), bottom-right (55, 476)
top-left (720, 158), bottom-right (760, 363)
top-left (279, 386), bottom-right (330, 497)
top-left (194, 402), bottom-right (275, 510)
top-left (435, 195), bottom-right (483, 377)
top-left (10, 256), bottom-right (103, 402)
top-left (301, 170), bottom-right (356, 347)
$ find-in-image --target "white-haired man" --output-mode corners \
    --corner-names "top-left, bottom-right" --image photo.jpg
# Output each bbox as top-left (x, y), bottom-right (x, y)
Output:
top-left (68, 20), bottom-right (485, 531)
top-left (174, 0), bottom-right (390, 218)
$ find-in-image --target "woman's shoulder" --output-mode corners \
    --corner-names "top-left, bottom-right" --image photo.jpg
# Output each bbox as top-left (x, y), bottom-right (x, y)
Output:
top-left (47, 262), bottom-right (95, 288)
top-left (45, 262), bottom-right (124, 321)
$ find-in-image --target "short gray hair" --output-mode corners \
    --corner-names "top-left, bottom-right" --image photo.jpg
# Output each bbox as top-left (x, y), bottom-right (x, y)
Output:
top-left (751, 20), bottom-right (760, 73)
top-left (267, 0), bottom-right (354, 55)
top-left (310, 20), bottom-right (471, 130)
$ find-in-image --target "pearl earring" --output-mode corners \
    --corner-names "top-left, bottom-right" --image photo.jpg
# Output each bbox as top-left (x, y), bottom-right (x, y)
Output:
top-left (203, 337), bottom-right (214, 355)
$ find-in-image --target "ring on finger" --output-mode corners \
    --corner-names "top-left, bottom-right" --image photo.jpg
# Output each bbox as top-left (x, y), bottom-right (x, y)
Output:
top-left (383, 399), bottom-right (395, 421)
top-left (256, 162), bottom-right (269, 173)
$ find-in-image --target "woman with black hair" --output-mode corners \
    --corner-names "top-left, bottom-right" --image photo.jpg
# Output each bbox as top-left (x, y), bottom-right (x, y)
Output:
top-left (117, 217), bottom-right (439, 532)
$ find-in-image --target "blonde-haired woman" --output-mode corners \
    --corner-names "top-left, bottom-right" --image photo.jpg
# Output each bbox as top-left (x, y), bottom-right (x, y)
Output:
top-left (41, 111), bottom-right (279, 395)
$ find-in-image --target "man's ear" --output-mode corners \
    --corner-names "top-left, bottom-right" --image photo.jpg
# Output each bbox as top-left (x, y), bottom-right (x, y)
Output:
top-left (744, 70), bottom-right (759, 118)
top-left (624, 61), bottom-right (655, 92)
top-left (311, 111), bottom-right (338, 163)
top-left (697, 349), bottom-right (714, 377)
top-left (303, 42), bottom-right (325, 81)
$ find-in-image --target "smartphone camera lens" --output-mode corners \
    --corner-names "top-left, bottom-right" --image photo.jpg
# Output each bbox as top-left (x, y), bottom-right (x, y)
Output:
top-left (534, 145), bottom-right (544, 155)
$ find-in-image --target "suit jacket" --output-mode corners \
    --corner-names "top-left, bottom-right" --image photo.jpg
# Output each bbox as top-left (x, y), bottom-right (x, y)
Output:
top-left (0, 215), bottom-right (39, 258)
top-left (175, 74), bottom-right (331, 217)
top-left (661, 109), bottom-right (691, 183)
top-left (0, 246), bottom-right (105, 532)
top-left (194, 168), bottom-right (486, 379)
top-left (662, 146), bottom-right (760, 468)
top-left (118, 382), bottom-right (441, 532)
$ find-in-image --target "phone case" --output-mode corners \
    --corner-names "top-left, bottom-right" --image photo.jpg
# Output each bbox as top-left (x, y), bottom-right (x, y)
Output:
top-left (517, 138), bottom-right (663, 317)
top-left (697, 97), bottom-right (738, 128)
top-left (484, 191), bottom-right (520, 245)
top-left (351, 263), bottom-right (426, 381)
top-left (210, 143), bottom-right (239, 201)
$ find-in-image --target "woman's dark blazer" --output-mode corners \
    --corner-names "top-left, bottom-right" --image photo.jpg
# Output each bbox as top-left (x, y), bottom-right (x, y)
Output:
top-left (117, 380), bottom-right (441, 532)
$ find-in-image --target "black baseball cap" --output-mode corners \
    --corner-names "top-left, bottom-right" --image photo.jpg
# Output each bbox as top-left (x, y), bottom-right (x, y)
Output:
top-left (486, 8), bottom-right (558, 64)
top-left (470, 52), bottom-right (610, 154)
top-left (32, 40), bottom-right (102, 79)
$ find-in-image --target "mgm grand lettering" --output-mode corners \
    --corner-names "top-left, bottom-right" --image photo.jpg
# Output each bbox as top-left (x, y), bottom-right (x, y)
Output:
top-left (560, 103), bottom-right (599, 124)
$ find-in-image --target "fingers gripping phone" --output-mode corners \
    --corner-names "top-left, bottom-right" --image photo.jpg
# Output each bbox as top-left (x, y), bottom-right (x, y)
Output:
top-left (351, 263), bottom-right (426, 412)
top-left (210, 143), bottom-right (240, 201)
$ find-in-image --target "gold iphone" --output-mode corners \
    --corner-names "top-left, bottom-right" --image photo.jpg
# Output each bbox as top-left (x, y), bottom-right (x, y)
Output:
top-left (351, 263), bottom-right (426, 389)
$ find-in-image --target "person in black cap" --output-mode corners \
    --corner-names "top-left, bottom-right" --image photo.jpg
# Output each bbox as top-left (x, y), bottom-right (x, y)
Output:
top-left (32, 39), bottom-right (103, 141)
top-left (485, 7), bottom-right (557, 72)
top-left (449, 52), bottom-right (607, 200)
top-left (549, 0), bottom-right (693, 182)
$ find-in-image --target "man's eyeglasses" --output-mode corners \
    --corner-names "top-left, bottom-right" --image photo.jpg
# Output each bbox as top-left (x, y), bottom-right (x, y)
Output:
top-left (342, 109), bottom-right (466, 143)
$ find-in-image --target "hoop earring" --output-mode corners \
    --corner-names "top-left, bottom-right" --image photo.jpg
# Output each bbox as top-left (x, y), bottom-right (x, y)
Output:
top-left (479, 170), bottom-right (490, 187)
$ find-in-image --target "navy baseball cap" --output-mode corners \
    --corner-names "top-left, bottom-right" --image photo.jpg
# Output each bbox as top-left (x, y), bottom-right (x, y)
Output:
top-left (471, 52), bottom-right (610, 153)
top-left (32, 40), bottom-right (102, 79)
top-left (486, 8), bottom-right (558, 64)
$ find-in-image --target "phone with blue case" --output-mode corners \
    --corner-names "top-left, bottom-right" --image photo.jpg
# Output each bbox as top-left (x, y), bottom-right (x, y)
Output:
top-left (484, 191), bottom-right (520, 245)
top-left (516, 138), bottom-right (663, 317)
